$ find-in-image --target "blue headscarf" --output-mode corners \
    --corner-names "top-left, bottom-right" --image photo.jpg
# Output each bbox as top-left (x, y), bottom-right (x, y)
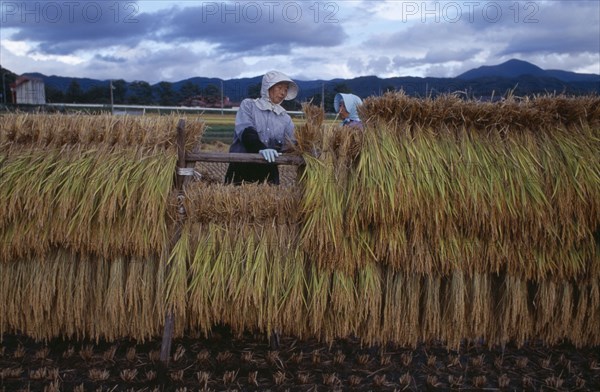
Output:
top-left (334, 93), bottom-right (363, 124)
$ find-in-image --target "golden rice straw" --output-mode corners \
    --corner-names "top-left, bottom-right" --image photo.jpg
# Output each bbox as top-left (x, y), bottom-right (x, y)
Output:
top-left (272, 229), bottom-right (308, 339)
top-left (298, 114), bottom-right (366, 272)
top-left (557, 283), bottom-right (574, 343)
top-left (441, 270), bottom-right (467, 350)
top-left (124, 255), bottom-right (165, 341)
top-left (570, 279), bottom-right (600, 346)
top-left (1, 97), bottom-right (599, 347)
top-left (305, 264), bottom-right (332, 338)
top-left (164, 222), bottom-right (190, 335)
top-left (186, 223), bottom-right (221, 336)
top-left (299, 155), bottom-right (348, 271)
top-left (346, 125), bottom-right (404, 233)
top-left (497, 275), bottom-right (532, 347)
top-left (103, 258), bottom-right (128, 341)
top-left (322, 270), bottom-right (358, 342)
top-left (0, 252), bottom-right (162, 342)
top-left (356, 262), bottom-right (383, 345)
top-left (421, 276), bottom-right (442, 341)
top-left (294, 102), bottom-right (325, 155)
top-left (186, 222), bottom-right (305, 339)
top-left (264, 225), bottom-right (306, 338)
top-left (183, 182), bottom-right (301, 225)
top-left (466, 273), bottom-right (493, 345)
top-left (0, 148), bottom-right (176, 261)
top-left (533, 280), bottom-right (559, 343)
top-left (570, 280), bottom-right (589, 347)
top-left (88, 257), bottom-right (110, 340)
top-left (587, 280), bottom-right (600, 344)
top-left (381, 271), bottom-right (421, 347)
top-left (1, 113), bottom-right (205, 151)
top-left (359, 92), bottom-right (600, 133)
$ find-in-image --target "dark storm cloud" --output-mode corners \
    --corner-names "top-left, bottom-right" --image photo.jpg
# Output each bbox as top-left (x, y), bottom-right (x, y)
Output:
top-left (421, 48), bottom-right (482, 65)
top-left (94, 54), bottom-right (127, 63)
top-left (1, 0), bottom-right (346, 56)
top-left (362, 21), bottom-right (477, 60)
top-left (362, 0), bottom-right (599, 65)
top-left (159, 2), bottom-right (346, 54)
top-left (496, 1), bottom-right (600, 56)
top-left (458, 0), bottom-right (599, 55)
top-left (2, 1), bottom-right (156, 54)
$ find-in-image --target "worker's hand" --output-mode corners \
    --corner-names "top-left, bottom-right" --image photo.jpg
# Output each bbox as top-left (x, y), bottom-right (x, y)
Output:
top-left (259, 149), bottom-right (280, 163)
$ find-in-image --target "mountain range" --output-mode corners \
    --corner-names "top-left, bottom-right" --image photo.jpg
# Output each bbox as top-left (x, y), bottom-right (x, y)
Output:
top-left (15, 59), bottom-right (600, 102)
top-left (457, 59), bottom-right (599, 82)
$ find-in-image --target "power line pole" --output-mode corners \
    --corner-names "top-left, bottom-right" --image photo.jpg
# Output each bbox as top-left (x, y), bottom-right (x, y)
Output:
top-left (220, 80), bottom-right (224, 116)
top-left (321, 82), bottom-right (324, 109)
top-left (1, 71), bottom-right (7, 105)
top-left (110, 79), bottom-right (114, 114)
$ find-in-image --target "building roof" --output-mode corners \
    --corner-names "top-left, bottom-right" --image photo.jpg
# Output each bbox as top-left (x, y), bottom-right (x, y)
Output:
top-left (11, 75), bottom-right (44, 89)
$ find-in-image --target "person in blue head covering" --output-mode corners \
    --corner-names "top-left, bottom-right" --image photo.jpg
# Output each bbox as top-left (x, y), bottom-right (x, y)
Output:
top-left (334, 93), bottom-right (363, 129)
top-left (225, 70), bottom-right (299, 185)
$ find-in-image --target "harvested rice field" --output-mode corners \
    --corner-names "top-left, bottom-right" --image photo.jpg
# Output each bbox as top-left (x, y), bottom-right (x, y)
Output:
top-left (1, 330), bottom-right (599, 391)
top-left (1, 93), bottom-right (599, 390)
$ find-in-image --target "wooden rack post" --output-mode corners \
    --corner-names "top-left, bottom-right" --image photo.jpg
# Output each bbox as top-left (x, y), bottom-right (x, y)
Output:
top-left (160, 118), bottom-right (187, 364)
top-left (159, 120), bottom-right (306, 364)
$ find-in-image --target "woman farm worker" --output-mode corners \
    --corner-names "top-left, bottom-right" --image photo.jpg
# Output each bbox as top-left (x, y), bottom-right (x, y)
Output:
top-left (224, 70), bottom-right (298, 185)
top-left (334, 93), bottom-right (364, 129)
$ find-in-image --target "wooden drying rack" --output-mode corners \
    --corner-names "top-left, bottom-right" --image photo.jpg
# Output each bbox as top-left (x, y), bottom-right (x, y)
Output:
top-left (159, 119), bottom-right (305, 364)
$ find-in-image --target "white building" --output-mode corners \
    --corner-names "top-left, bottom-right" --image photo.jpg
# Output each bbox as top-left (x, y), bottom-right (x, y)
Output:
top-left (11, 76), bottom-right (46, 105)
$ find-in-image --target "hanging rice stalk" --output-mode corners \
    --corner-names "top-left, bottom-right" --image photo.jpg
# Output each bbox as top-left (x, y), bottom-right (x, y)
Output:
top-left (305, 264), bottom-right (332, 338)
top-left (1, 113), bottom-right (205, 150)
top-left (0, 148), bottom-right (177, 261)
top-left (185, 221), bottom-right (307, 339)
top-left (0, 251), bottom-right (163, 341)
top-left (298, 123), bottom-right (366, 273)
top-left (381, 270), bottom-right (421, 347)
top-left (497, 275), bottom-right (532, 347)
top-left (466, 273), bottom-right (493, 344)
top-left (356, 261), bottom-right (383, 345)
top-left (321, 269), bottom-right (357, 342)
top-left (441, 270), bottom-right (467, 350)
top-left (164, 222), bottom-right (191, 333)
top-left (421, 276), bottom-right (442, 341)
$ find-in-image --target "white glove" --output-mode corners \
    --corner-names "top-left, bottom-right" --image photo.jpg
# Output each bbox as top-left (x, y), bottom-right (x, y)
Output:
top-left (259, 148), bottom-right (280, 163)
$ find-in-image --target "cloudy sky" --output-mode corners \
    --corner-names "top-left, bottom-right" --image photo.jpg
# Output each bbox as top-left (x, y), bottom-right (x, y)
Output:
top-left (1, 0), bottom-right (599, 83)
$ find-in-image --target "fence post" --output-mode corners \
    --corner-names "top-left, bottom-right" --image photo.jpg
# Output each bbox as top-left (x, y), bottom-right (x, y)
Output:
top-left (160, 118), bottom-right (187, 365)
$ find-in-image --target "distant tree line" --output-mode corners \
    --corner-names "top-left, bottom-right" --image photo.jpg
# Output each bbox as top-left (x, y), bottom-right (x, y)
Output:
top-left (46, 79), bottom-right (203, 106)
top-left (44, 78), bottom-right (371, 113)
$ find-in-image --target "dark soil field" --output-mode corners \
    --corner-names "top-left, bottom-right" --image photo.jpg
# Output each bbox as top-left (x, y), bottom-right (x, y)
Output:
top-left (1, 327), bottom-right (599, 391)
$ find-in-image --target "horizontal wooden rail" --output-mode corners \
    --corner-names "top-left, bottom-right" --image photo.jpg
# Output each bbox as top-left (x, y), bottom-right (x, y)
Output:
top-left (186, 151), bottom-right (305, 166)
